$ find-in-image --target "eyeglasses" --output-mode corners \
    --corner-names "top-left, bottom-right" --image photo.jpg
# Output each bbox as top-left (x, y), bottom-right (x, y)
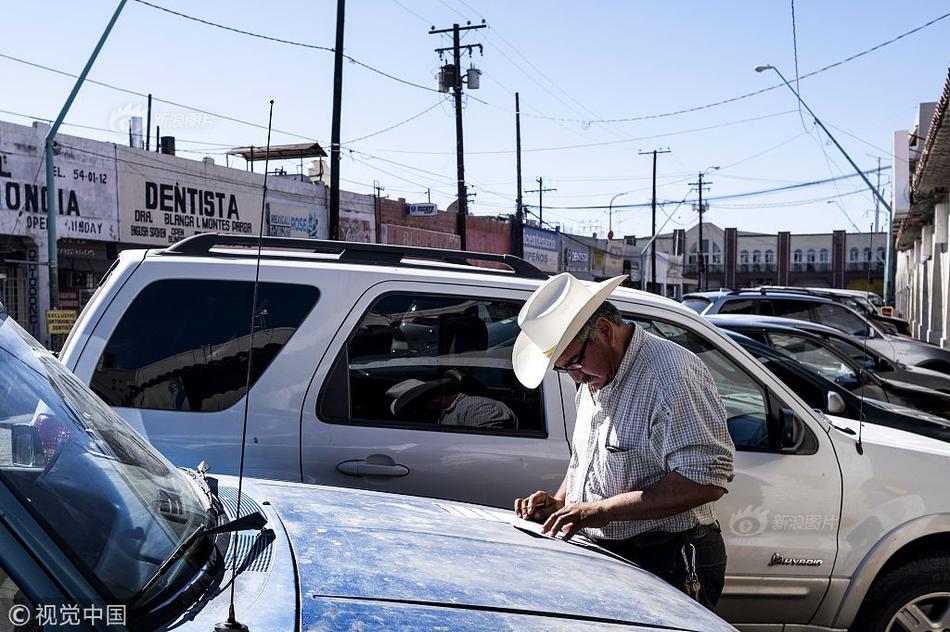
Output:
top-left (553, 336), bottom-right (592, 373)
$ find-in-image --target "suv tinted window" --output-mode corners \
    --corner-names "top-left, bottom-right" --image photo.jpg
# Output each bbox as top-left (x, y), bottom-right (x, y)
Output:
top-left (681, 297), bottom-right (710, 313)
top-left (323, 293), bottom-right (542, 435)
top-left (716, 298), bottom-right (761, 315)
top-left (770, 299), bottom-right (814, 321)
top-left (814, 303), bottom-right (869, 337)
top-left (632, 318), bottom-right (770, 450)
top-left (93, 280), bottom-right (318, 411)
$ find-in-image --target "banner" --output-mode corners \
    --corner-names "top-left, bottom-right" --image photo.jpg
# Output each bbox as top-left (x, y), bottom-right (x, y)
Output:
top-left (0, 121), bottom-right (118, 242)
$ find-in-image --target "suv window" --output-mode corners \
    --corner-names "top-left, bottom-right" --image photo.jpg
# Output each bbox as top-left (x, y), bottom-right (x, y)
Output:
top-left (770, 299), bottom-right (814, 321)
top-left (767, 332), bottom-right (858, 382)
top-left (814, 303), bottom-right (869, 337)
top-left (321, 293), bottom-right (543, 435)
top-left (93, 280), bottom-right (319, 411)
top-left (681, 296), bottom-right (710, 313)
top-left (716, 298), bottom-right (761, 315)
top-left (631, 318), bottom-right (770, 450)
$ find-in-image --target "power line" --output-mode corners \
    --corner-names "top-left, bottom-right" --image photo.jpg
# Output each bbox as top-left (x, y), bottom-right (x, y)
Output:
top-left (132, 0), bottom-right (440, 94)
top-left (358, 110), bottom-right (798, 155)
top-left (515, 10), bottom-right (950, 124)
top-left (542, 167), bottom-right (889, 210)
top-left (0, 51), bottom-right (319, 142)
top-left (343, 97), bottom-right (449, 144)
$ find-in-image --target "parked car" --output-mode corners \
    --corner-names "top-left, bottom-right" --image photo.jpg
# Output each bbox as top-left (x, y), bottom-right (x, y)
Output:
top-left (682, 288), bottom-right (950, 374)
top-left (706, 314), bottom-right (950, 420)
top-left (755, 286), bottom-right (910, 335)
top-left (0, 302), bottom-right (735, 631)
top-left (60, 234), bottom-right (950, 630)
top-left (713, 328), bottom-right (950, 442)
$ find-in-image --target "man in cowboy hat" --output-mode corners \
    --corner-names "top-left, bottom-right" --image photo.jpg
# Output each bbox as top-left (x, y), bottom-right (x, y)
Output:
top-left (512, 273), bottom-right (734, 609)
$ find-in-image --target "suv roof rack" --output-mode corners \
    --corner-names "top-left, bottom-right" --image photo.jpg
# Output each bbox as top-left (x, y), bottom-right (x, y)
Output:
top-left (725, 287), bottom-right (834, 300)
top-left (161, 233), bottom-right (550, 280)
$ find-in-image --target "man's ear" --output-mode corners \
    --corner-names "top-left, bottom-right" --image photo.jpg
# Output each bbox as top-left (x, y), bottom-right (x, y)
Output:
top-left (596, 316), bottom-right (612, 339)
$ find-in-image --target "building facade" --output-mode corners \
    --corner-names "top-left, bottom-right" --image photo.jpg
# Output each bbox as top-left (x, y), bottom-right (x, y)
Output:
top-left (894, 69), bottom-right (950, 346)
top-left (623, 222), bottom-right (886, 295)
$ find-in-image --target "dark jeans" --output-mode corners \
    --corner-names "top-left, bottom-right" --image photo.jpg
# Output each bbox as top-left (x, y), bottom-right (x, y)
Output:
top-left (595, 523), bottom-right (727, 610)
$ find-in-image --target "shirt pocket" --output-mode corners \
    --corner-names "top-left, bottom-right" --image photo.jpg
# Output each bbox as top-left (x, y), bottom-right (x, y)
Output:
top-left (598, 448), bottom-right (639, 498)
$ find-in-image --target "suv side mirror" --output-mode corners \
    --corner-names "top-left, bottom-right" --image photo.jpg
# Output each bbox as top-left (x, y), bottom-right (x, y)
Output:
top-left (777, 408), bottom-right (805, 453)
top-left (826, 391), bottom-right (847, 415)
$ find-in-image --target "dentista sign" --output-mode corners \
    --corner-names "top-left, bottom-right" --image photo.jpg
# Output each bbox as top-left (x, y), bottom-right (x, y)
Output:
top-left (116, 147), bottom-right (263, 245)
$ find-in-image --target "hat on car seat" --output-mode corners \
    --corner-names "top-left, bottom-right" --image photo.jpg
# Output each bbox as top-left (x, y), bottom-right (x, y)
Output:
top-left (387, 376), bottom-right (456, 415)
top-left (512, 273), bottom-right (626, 389)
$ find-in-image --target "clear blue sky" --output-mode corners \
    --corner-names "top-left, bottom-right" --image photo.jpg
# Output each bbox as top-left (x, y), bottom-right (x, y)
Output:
top-left (2, 0), bottom-right (948, 238)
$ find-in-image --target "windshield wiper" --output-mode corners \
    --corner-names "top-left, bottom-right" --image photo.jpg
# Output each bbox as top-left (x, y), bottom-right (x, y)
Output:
top-left (131, 511), bottom-right (267, 607)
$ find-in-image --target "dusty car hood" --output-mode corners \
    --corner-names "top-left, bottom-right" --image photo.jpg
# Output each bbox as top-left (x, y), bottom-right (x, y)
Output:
top-left (243, 479), bottom-right (735, 631)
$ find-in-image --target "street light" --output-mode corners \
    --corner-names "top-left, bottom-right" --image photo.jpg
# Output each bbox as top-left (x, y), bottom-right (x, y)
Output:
top-left (755, 63), bottom-right (895, 303)
top-left (607, 191), bottom-right (630, 239)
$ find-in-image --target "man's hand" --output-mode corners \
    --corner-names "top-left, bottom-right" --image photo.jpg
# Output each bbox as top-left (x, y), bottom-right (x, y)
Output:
top-left (514, 491), bottom-right (564, 522)
top-left (541, 501), bottom-right (611, 541)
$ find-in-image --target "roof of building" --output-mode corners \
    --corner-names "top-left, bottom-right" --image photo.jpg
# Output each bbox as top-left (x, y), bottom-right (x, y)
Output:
top-left (227, 142), bottom-right (327, 160)
top-left (913, 67), bottom-right (950, 193)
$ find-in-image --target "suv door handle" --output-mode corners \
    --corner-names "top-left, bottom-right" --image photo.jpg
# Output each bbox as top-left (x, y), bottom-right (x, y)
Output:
top-left (337, 459), bottom-right (410, 478)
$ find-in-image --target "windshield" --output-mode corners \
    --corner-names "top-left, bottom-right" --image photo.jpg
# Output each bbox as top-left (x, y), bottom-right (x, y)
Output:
top-left (0, 312), bottom-right (209, 603)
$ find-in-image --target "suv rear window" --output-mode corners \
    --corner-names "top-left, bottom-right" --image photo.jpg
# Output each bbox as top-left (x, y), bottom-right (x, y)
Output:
top-left (681, 297), bottom-right (711, 313)
top-left (92, 279), bottom-right (318, 411)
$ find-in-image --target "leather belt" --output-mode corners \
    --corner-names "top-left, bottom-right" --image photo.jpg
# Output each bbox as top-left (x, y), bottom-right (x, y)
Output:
top-left (601, 522), bottom-right (718, 550)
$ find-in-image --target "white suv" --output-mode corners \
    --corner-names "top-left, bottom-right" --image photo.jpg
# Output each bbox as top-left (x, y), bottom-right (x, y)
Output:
top-left (61, 234), bottom-right (950, 631)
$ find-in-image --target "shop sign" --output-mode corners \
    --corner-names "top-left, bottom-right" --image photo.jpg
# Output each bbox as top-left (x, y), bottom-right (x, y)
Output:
top-left (0, 121), bottom-right (119, 242)
top-left (116, 147), bottom-right (264, 245)
top-left (46, 309), bottom-right (77, 335)
top-left (565, 248), bottom-right (591, 274)
top-left (523, 226), bottom-right (560, 273)
top-left (59, 289), bottom-right (80, 310)
top-left (407, 203), bottom-right (438, 217)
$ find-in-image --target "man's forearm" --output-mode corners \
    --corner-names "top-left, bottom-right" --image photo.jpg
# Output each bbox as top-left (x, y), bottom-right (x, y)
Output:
top-left (554, 474), bottom-right (568, 502)
top-left (601, 472), bottom-right (724, 522)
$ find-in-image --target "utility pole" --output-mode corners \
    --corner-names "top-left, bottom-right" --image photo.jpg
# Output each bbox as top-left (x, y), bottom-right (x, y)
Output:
top-left (527, 177), bottom-right (556, 225)
top-left (430, 21), bottom-right (486, 251)
top-left (373, 180), bottom-right (385, 243)
top-left (639, 147), bottom-right (670, 292)
top-left (874, 156), bottom-right (881, 233)
top-left (514, 92), bottom-right (524, 257)
top-left (328, 0), bottom-right (346, 240)
top-left (688, 171), bottom-right (713, 291)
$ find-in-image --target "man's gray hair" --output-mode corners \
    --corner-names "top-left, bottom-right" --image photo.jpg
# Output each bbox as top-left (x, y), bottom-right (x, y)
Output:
top-left (572, 300), bottom-right (625, 343)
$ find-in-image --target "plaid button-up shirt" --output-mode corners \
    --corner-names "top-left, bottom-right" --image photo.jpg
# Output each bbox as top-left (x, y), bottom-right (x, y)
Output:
top-left (566, 324), bottom-right (735, 541)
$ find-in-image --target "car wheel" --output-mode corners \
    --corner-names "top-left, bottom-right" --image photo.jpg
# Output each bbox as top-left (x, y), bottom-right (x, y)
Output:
top-left (851, 554), bottom-right (950, 632)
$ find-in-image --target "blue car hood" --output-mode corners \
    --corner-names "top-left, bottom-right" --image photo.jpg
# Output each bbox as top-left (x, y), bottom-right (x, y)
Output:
top-left (226, 478), bottom-right (734, 631)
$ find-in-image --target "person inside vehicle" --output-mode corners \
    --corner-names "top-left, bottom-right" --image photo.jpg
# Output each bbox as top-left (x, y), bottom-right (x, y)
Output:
top-left (512, 273), bottom-right (735, 609)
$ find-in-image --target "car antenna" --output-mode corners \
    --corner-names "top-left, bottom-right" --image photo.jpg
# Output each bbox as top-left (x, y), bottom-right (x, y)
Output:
top-left (855, 225), bottom-right (874, 456)
top-left (214, 99), bottom-right (275, 632)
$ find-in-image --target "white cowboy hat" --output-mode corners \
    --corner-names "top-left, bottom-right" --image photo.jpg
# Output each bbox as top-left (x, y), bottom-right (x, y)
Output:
top-left (512, 273), bottom-right (626, 388)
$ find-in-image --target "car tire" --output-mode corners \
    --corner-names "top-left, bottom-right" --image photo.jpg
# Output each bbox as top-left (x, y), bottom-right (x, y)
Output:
top-left (850, 553), bottom-right (950, 632)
